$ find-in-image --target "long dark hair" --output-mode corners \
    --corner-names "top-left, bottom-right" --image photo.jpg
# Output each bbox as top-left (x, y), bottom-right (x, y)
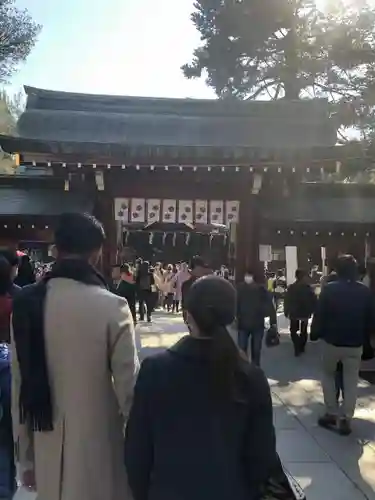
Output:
top-left (186, 275), bottom-right (248, 402)
top-left (14, 254), bottom-right (36, 287)
top-left (0, 257), bottom-right (12, 295)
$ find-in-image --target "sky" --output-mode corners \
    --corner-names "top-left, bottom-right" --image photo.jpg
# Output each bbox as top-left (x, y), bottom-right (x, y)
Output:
top-left (8, 0), bottom-right (356, 100)
top-left (10, 0), bottom-right (216, 99)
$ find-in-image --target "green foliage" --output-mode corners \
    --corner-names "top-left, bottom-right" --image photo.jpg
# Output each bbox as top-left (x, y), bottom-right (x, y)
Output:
top-left (0, 0), bottom-right (41, 82)
top-left (183, 0), bottom-right (375, 136)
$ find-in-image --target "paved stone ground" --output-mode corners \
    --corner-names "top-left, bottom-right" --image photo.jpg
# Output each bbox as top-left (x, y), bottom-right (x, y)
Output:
top-left (15, 311), bottom-right (375, 500)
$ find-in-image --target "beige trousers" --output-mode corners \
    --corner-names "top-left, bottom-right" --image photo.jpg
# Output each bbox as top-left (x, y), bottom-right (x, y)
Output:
top-left (321, 342), bottom-right (362, 419)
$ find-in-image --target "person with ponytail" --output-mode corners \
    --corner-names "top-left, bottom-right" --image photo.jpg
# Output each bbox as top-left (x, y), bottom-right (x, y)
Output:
top-left (125, 275), bottom-right (278, 500)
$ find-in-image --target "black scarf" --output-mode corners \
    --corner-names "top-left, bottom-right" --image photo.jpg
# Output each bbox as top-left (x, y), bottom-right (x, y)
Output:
top-left (12, 259), bottom-right (107, 432)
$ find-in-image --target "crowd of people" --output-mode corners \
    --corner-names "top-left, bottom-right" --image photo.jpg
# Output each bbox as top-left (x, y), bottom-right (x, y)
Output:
top-left (0, 212), bottom-right (372, 499)
top-left (110, 258), bottom-right (212, 323)
top-left (283, 259), bottom-right (375, 436)
top-left (0, 212), bottom-right (306, 500)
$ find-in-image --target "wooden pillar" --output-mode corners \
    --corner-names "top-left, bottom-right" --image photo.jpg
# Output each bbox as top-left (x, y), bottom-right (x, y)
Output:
top-left (94, 191), bottom-right (116, 280)
top-left (236, 193), bottom-right (261, 282)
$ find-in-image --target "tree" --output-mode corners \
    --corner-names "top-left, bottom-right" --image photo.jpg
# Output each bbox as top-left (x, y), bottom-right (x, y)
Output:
top-left (0, 88), bottom-right (25, 174)
top-left (182, 0), bottom-right (375, 137)
top-left (0, 0), bottom-right (41, 82)
top-left (3, 88), bottom-right (25, 120)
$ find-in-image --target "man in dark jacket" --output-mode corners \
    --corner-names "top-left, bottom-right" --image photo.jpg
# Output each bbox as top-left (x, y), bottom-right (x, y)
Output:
top-left (181, 256), bottom-right (210, 321)
top-left (116, 264), bottom-right (137, 324)
top-left (311, 254), bottom-right (375, 435)
top-left (237, 271), bottom-right (277, 366)
top-left (284, 268), bottom-right (317, 356)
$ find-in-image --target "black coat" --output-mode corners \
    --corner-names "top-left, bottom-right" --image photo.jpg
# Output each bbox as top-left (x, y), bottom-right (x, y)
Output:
top-left (284, 280), bottom-right (317, 319)
top-left (181, 276), bottom-right (196, 310)
top-left (311, 279), bottom-right (375, 347)
top-left (124, 337), bottom-right (277, 500)
top-left (236, 283), bottom-right (276, 331)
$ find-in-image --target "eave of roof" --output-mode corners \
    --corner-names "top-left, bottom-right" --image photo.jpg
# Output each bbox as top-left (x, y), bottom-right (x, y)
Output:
top-left (0, 135), bottom-right (362, 165)
top-left (263, 196), bottom-right (375, 224)
top-left (0, 187), bottom-right (93, 216)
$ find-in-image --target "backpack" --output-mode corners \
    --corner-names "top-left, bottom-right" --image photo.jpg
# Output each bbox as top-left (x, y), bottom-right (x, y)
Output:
top-left (139, 274), bottom-right (151, 291)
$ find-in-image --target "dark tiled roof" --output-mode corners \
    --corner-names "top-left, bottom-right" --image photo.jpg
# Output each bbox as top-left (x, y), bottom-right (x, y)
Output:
top-left (14, 86), bottom-right (336, 150)
top-left (263, 197), bottom-right (375, 224)
top-left (0, 188), bottom-right (93, 216)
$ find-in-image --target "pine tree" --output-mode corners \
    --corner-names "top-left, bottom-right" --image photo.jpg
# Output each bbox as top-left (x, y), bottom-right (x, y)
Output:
top-left (183, 0), bottom-right (375, 125)
top-left (0, 0), bottom-right (41, 82)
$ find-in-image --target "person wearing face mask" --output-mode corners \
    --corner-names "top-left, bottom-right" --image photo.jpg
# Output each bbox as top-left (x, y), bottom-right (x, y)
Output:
top-left (236, 270), bottom-right (277, 366)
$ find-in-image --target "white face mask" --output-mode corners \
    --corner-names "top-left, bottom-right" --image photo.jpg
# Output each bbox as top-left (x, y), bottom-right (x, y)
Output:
top-left (244, 275), bottom-right (254, 284)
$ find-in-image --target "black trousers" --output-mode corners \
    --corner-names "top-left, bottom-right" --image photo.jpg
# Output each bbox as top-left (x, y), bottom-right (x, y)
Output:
top-left (128, 298), bottom-right (137, 324)
top-left (172, 299), bottom-right (180, 313)
top-left (138, 290), bottom-right (154, 321)
top-left (290, 319), bottom-right (308, 350)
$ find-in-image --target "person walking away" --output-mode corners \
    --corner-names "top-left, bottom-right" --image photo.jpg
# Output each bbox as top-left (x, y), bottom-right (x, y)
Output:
top-left (172, 262), bottom-right (190, 314)
top-left (14, 254), bottom-right (36, 287)
top-left (237, 271), bottom-right (277, 366)
top-left (125, 275), bottom-right (278, 500)
top-left (320, 263), bottom-right (345, 402)
top-left (311, 254), bottom-right (375, 435)
top-left (153, 263), bottom-right (164, 308)
top-left (136, 261), bottom-right (155, 322)
top-left (284, 269), bottom-right (317, 357)
top-left (181, 256), bottom-right (209, 322)
top-left (11, 213), bottom-right (139, 500)
top-left (162, 265), bottom-right (175, 312)
top-left (116, 264), bottom-right (137, 324)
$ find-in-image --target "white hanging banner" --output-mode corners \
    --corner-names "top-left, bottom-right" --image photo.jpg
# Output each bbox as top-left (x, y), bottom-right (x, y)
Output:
top-left (114, 198), bottom-right (129, 222)
top-left (209, 200), bottom-right (224, 224)
top-left (162, 199), bottom-right (177, 223)
top-left (130, 198), bottom-right (145, 222)
top-left (146, 199), bottom-right (161, 224)
top-left (259, 244), bottom-right (272, 263)
top-left (285, 246), bottom-right (298, 286)
top-left (195, 199), bottom-right (208, 224)
top-left (178, 200), bottom-right (194, 224)
top-left (225, 200), bottom-right (240, 225)
top-left (321, 246), bottom-right (327, 277)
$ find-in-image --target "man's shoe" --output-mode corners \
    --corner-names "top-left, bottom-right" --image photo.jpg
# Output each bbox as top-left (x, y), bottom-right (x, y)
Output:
top-left (318, 413), bottom-right (337, 429)
top-left (338, 418), bottom-right (352, 436)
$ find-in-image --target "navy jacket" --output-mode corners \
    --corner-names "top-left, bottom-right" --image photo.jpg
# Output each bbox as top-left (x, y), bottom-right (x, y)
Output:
top-left (124, 337), bottom-right (277, 500)
top-left (284, 280), bottom-right (317, 320)
top-left (237, 283), bottom-right (276, 331)
top-left (311, 279), bottom-right (375, 347)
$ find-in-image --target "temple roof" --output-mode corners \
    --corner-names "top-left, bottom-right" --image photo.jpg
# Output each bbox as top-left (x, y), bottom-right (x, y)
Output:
top-left (11, 86), bottom-right (336, 152)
